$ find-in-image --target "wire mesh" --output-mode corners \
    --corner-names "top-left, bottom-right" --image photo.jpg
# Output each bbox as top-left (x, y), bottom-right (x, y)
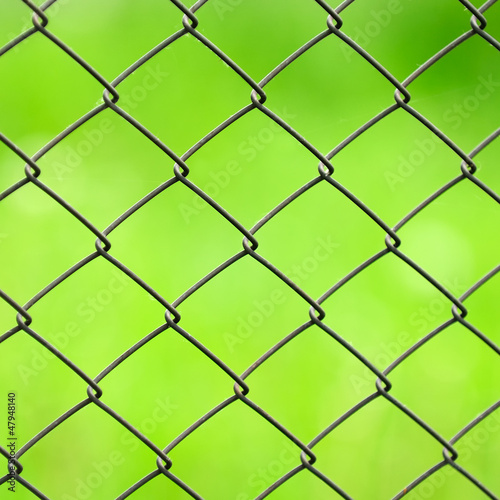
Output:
top-left (1, 0), bottom-right (500, 498)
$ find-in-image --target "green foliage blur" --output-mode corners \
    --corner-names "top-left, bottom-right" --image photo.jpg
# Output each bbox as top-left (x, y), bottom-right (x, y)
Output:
top-left (1, 0), bottom-right (500, 498)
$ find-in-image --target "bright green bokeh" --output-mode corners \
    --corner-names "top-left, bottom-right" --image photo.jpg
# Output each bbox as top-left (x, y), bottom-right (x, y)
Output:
top-left (1, 0), bottom-right (500, 499)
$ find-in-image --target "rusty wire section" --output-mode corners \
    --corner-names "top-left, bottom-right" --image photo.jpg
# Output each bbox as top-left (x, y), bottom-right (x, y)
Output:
top-left (1, 0), bottom-right (500, 498)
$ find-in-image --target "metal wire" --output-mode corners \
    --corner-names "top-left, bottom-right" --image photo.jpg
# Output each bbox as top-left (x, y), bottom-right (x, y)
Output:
top-left (1, 0), bottom-right (499, 498)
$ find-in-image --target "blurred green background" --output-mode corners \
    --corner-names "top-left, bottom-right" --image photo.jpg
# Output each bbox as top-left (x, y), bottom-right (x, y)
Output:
top-left (1, 0), bottom-right (500, 498)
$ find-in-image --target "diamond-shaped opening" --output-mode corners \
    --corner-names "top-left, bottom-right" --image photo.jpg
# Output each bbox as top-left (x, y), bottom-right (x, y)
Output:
top-left (264, 31), bottom-right (401, 155)
top-left (321, 252), bottom-right (463, 368)
top-left (39, 0), bottom-right (182, 81)
top-left (339, 0), bottom-right (472, 81)
top-left (0, 33), bottom-right (108, 153)
top-left (100, 321), bottom-right (237, 466)
top-left (410, 36), bottom-right (500, 152)
top-left (108, 179), bottom-right (251, 302)
top-left (163, 401), bottom-right (308, 498)
top-left (388, 321), bottom-right (500, 437)
top-left (182, 107), bottom-right (317, 228)
top-left (255, 179), bottom-right (387, 298)
top-left (328, 109), bottom-right (464, 226)
top-left (27, 256), bottom-right (166, 375)
top-left (176, 256), bottom-right (310, 374)
top-left (196, 0), bottom-right (333, 81)
top-left (312, 397), bottom-right (447, 499)
top-left (115, 34), bottom-right (254, 155)
top-left (38, 107), bottom-right (175, 229)
top-left (0, 182), bottom-right (101, 302)
top-left (246, 321), bottom-right (382, 442)
top-left (398, 179), bottom-right (500, 288)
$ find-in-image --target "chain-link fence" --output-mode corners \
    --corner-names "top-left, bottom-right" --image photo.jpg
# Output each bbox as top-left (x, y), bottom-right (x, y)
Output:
top-left (1, 0), bottom-right (500, 498)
